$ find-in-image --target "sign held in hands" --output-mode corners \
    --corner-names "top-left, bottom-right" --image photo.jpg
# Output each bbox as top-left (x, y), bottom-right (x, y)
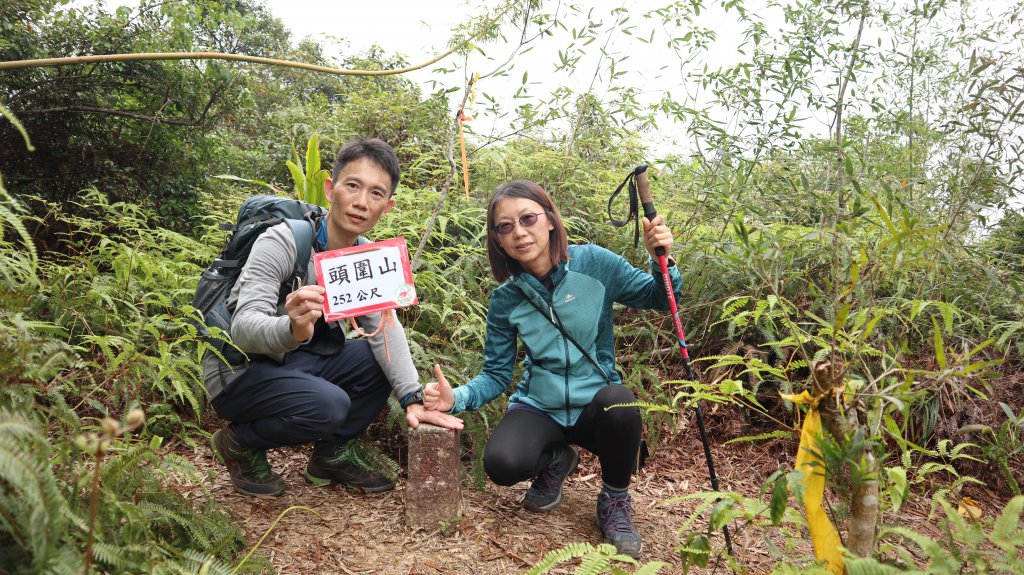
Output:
top-left (313, 237), bottom-right (417, 321)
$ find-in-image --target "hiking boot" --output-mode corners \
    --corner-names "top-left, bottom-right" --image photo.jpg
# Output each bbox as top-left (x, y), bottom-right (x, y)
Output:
top-left (304, 442), bottom-right (395, 493)
top-left (523, 446), bottom-right (579, 512)
top-left (597, 490), bottom-right (643, 558)
top-left (211, 427), bottom-right (286, 497)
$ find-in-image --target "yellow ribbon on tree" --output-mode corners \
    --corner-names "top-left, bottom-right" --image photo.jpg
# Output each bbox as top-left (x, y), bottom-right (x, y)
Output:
top-left (780, 390), bottom-right (845, 574)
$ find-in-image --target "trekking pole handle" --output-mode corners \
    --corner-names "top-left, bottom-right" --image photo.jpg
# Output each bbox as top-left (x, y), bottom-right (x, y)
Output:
top-left (634, 165), bottom-right (665, 257)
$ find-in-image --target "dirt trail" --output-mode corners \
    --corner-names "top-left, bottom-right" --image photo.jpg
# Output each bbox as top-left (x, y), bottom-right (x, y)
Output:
top-left (181, 403), bottom-right (1016, 574)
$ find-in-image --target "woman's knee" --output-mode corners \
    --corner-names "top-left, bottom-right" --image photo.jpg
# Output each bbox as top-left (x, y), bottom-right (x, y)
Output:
top-left (483, 445), bottom-right (537, 486)
top-left (594, 384), bottom-right (637, 409)
top-left (594, 385), bottom-right (641, 426)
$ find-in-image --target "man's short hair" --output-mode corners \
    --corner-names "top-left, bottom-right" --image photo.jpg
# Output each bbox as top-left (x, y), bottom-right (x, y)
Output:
top-left (331, 137), bottom-right (401, 195)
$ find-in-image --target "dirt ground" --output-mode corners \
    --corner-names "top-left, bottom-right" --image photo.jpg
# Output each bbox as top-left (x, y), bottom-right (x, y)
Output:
top-left (178, 390), bottom-right (1020, 575)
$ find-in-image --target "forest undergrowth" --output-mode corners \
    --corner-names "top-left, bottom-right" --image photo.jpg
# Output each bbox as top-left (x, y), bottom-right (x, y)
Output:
top-left (2, 0), bottom-right (1023, 573)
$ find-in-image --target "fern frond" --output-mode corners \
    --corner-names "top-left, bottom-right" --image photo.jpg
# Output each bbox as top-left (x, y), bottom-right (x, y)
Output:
top-left (990, 495), bottom-right (1023, 548)
top-left (811, 346), bottom-right (833, 364)
top-left (724, 430), bottom-right (792, 444)
top-left (634, 562), bottom-right (670, 574)
top-left (349, 439), bottom-right (401, 480)
top-left (605, 401), bottom-right (677, 414)
top-left (524, 542), bottom-right (597, 575)
top-left (0, 178), bottom-right (38, 272)
top-left (91, 540), bottom-right (137, 572)
top-left (576, 553), bottom-right (614, 575)
top-left (843, 556), bottom-right (912, 575)
top-left (0, 413), bottom-right (69, 572)
top-left (182, 549), bottom-right (235, 575)
top-left (720, 296), bottom-right (751, 319)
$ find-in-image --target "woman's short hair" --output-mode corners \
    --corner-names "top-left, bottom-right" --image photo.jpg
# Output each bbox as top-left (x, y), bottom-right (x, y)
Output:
top-left (485, 180), bottom-right (570, 282)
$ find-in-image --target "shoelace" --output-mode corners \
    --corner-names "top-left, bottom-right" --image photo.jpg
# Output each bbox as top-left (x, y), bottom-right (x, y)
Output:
top-left (601, 495), bottom-right (637, 534)
top-left (533, 450), bottom-right (573, 497)
top-left (533, 462), bottom-right (566, 498)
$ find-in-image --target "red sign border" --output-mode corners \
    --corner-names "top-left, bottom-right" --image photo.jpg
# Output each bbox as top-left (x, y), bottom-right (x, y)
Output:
top-left (312, 237), bottom-right (418, 320)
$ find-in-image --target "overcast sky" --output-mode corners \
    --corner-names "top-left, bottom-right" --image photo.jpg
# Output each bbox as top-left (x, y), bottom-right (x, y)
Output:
top-left (73, 0), bottom-right (770, 152)
top-left (69, 0), bottom-right (1023, 213)
top-left (260, 0), bottom-right (466, 58)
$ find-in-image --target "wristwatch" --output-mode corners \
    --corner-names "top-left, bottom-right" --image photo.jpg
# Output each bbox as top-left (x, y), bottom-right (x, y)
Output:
top-left (400, 389), bottom-right (425, 409)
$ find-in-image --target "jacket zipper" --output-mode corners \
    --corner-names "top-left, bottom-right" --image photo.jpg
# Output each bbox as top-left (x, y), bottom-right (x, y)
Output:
top-left (551, 304), bottom-right (571, 426)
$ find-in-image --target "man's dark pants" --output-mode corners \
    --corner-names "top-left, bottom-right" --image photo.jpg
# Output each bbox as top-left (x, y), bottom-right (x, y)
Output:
top-left (211, 341), bottom-right (390, 449)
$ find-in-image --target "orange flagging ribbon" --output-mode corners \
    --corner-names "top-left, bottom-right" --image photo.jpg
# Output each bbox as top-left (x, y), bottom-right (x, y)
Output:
top-left (458, 73), bottom-right (479, 199)
top-left (348, 311), bottom-right (395, 362)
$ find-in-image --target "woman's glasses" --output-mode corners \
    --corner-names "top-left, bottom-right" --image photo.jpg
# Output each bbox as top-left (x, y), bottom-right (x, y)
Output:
top-left (492, 212), bottom-right (546, 235)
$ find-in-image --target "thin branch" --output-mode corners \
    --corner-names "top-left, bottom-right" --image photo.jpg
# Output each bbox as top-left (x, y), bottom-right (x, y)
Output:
top-left (0, 48), bottom-right (462, 75)
top-left (411, 75), bottom-right (472, 271)
top-left (833, 7), bottom-right (869, 216)
top-left (478, 1), bottom-right (534, 81)
top-left (17, 105), bottom-right (210, 126)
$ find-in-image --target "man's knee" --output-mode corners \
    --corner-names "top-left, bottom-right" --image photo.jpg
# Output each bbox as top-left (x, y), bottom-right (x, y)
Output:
top-left (304, 388), bottom-right (352, 433)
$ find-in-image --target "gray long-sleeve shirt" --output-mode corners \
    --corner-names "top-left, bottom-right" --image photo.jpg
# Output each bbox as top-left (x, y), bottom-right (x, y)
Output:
top-left (203, 221), bottom-right (420, 403)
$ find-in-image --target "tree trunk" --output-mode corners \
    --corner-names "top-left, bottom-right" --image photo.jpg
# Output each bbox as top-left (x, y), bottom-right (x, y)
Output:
top-left (848, 452), bottom-right (879, 556)
top-left (812, 361), bottom-right (878, 557)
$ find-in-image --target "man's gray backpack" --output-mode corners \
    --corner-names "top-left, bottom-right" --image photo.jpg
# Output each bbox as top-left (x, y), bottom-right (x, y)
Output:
top-left (192, 196), bottom-right (325, 365)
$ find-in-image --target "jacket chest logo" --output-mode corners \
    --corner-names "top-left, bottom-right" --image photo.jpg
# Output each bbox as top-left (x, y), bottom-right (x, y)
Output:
top-left (563, 293), bottom-right (576, 304)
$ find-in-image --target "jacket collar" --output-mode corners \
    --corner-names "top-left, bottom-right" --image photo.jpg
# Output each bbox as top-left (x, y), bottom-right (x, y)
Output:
top-left (511, 259), bottom-right (568, 304)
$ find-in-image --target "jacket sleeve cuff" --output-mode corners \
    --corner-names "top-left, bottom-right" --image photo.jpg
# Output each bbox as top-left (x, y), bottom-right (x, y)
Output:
top-left (648, 255), bottom-right (676, 272)
top-left (449, 387), bottom-right (469, 414)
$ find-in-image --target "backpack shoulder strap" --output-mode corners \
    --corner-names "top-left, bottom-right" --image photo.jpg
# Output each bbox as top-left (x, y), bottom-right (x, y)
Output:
top-left (284, 219), bottom-right (315, 284)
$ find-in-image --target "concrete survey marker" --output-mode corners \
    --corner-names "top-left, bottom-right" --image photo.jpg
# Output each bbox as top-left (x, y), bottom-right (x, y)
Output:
top-left (405, 423), bottom-right (462, 530)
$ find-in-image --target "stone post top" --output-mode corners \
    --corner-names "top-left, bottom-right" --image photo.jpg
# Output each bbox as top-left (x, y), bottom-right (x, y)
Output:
top-left (410, 423), bottom-right (456, 434)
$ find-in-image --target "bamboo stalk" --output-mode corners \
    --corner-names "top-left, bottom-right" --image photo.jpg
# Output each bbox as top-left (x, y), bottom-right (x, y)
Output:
top-left (0, 49), bottom-right (458, 74)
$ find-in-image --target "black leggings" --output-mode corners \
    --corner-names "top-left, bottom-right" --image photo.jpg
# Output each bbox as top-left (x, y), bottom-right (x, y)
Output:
top-left (482, 384), bottom-right (642, 489)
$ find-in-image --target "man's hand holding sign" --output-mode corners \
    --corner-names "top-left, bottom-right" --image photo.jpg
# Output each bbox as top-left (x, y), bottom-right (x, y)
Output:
top-left (285, 285), bottom-right (326, 342)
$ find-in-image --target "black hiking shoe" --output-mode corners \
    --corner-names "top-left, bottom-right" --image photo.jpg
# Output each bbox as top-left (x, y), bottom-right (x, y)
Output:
top-left (211, 427), bottom-right (286, 497)
top-left (523, 446), bottom-right (579, 512)
top-left (597, 490), bottom-right (643, 558)
top-left (304, 442), bottom-right (395, 493)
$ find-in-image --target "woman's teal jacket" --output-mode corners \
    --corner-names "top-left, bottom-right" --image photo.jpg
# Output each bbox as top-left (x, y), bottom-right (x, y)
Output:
top-left (449, 244), bottom-right (684, 427)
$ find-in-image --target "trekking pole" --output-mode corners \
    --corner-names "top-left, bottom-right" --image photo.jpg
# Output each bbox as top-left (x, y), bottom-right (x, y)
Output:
top-left (613, 165), bottom-right (734, 557)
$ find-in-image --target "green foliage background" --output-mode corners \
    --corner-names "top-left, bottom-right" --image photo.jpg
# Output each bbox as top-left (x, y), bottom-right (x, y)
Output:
top-left (1, 0), bottom-right (1022, 572)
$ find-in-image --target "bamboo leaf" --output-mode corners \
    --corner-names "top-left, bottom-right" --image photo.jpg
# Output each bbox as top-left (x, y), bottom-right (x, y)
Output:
top-left (886, 467), bottom-right (908, 512)
top-left (286, 160), bottom-right (305, 200)
top-left (305, 133), bottom-right (320, 190)
top-left (933, 318), bottom-right (946, 370)
top-left (770, 473), bottom-right (788, 525)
